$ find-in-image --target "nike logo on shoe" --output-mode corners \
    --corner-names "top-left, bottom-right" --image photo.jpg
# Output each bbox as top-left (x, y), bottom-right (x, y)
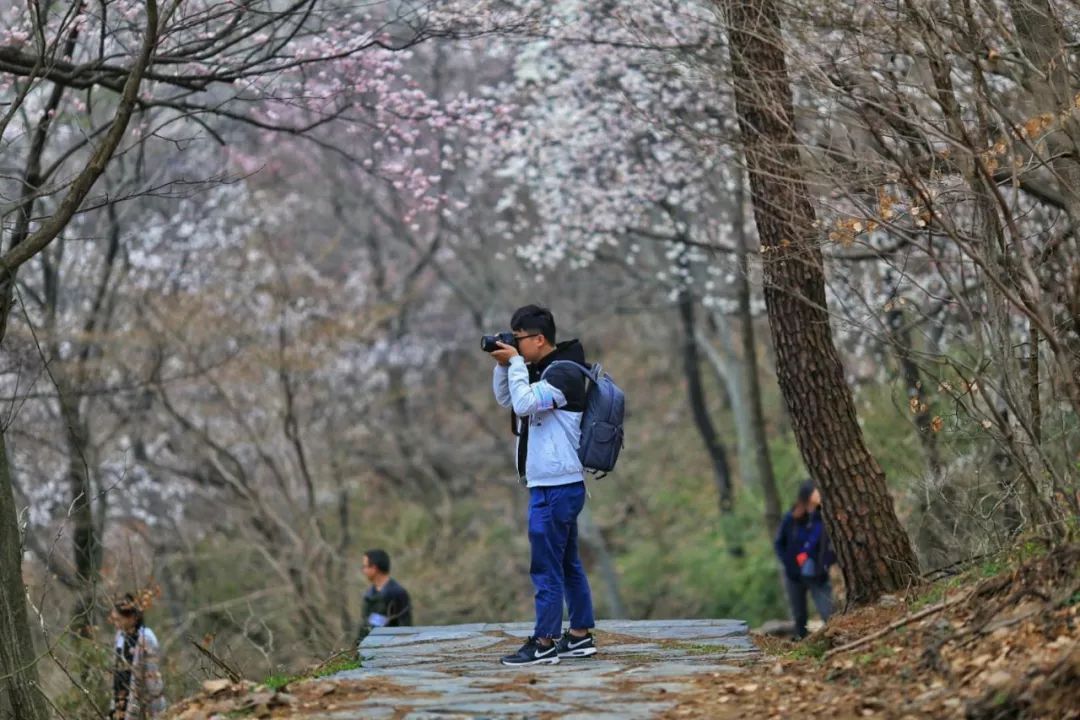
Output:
top-left (557, 632), bottom-right (597, 658)
top-left (501, 637), bottom-right (561, 665)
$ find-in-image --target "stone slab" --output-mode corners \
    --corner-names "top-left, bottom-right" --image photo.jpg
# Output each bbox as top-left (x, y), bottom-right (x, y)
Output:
top-left (405, 700), bottom-right (572, 715)
top-left (326, 619), bottom-right (756, 718)
top-left (362, 629), bottom-right (490, 646)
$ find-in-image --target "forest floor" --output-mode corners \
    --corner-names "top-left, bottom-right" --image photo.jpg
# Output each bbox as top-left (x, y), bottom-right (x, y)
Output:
top-left (667, 542), bottom-right (1079, 719)
top-left (165, 543), bottom-right (1079, 719)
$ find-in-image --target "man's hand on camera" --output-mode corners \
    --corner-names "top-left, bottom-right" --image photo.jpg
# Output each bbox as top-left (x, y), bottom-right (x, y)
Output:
top-left (490, 341), bottom-right (518, 366)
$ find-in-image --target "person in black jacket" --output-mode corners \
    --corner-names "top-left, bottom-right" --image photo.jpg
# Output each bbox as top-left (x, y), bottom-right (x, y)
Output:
top-left (774, 480), bottom-right (836, 638)
top-left (356, 549), bottom-right (413, 646)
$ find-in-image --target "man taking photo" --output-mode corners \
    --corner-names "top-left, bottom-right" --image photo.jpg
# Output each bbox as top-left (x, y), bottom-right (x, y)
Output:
top-left (489, 305), bottom-right (597, 666)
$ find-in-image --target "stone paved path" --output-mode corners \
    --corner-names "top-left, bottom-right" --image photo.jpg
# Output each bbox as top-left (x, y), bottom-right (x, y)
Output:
top-left (326, 619), bottom-right (757, 718)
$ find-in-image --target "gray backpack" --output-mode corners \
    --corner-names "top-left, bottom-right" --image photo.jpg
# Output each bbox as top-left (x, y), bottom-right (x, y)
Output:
top-left (542, 361), bottom-right (625, 476)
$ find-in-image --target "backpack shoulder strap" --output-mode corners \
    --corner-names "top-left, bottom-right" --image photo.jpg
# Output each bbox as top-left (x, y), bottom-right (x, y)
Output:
top-left (542, 360), bottom-right (601, 383)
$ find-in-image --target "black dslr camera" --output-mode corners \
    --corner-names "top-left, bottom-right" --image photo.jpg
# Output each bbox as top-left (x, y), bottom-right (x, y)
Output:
top-left (481, 331), bottom-right (516, 353)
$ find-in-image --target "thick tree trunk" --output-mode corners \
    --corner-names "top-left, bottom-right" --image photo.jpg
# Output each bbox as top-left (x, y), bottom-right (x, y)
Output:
top-left (0, 432), bottom-right (50, 720)
top-left (678, 292), bottom-right (735, 514)
top-left (719, 0), bottom-right (920, 602)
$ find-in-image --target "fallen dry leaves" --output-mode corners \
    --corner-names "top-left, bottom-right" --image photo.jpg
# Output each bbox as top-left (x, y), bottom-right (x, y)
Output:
top-left (165, 675), bottom-right (408, 719)
top-left (663, 544), bottom-right (1080, 719)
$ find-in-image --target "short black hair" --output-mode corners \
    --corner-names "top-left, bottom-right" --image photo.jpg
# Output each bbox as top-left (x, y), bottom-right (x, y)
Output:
top-left (511, 305), bottom-right (556, 345)
top-left (364, 548), bottom-right (391, 574)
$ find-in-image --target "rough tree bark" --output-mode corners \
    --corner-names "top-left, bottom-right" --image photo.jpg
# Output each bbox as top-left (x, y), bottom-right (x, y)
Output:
top-left (718, 0), bottom-right (920, 602)
top-left (0, 433), bottom-right (49, 720)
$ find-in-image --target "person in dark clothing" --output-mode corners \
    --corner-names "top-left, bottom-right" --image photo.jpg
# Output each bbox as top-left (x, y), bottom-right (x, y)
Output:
top-left (356, 549), bottom-right (412, 646)
top-left (774, 480), bottom-right (836, 639)
top-left (490, 305), bottom-right (597, 667)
